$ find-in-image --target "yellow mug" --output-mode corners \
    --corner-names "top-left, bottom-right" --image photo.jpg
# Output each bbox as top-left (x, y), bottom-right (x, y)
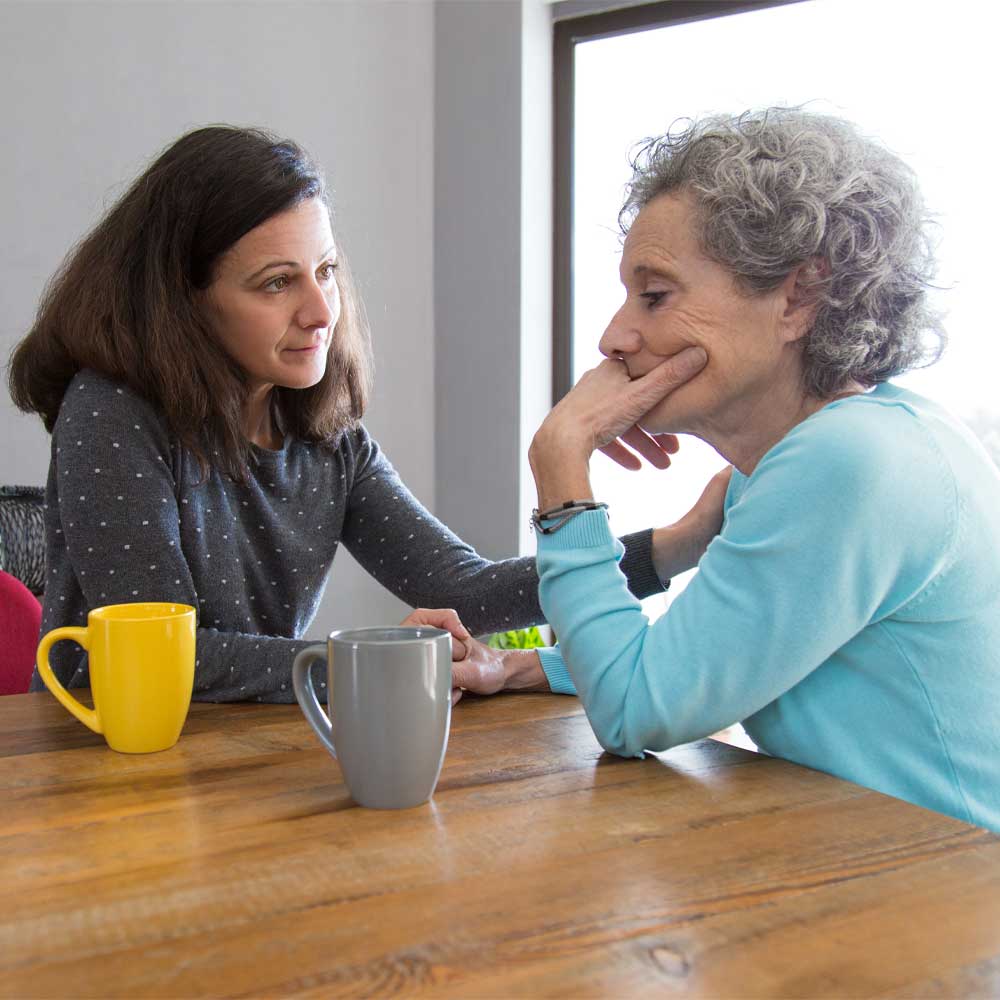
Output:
top-left (36, 602), bottom-right (196, 753)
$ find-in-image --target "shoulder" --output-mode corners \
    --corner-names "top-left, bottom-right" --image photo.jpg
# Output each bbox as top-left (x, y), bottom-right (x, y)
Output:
top-left (731, 384), bottom-right (958, 551)
top-left (767, 385), bottom-right (948, 491)
top-left (58, 370), bottom-right (166, 426)
top-left (344, 422), bottom-right (375, 452)
top-left (298, 423), bottom-right (391, 482)
top-left (335, 423), bottom-right (389, 467)
top-left (55, 370), bottom-right (171, 447)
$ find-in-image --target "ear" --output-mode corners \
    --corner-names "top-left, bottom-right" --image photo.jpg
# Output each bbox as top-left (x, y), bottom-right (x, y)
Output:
top-left (778, 258), bottom-right (828, 343)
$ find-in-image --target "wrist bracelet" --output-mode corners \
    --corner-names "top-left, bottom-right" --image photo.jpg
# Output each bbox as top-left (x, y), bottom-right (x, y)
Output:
top-left (530, 499), bottom-right (608, 535)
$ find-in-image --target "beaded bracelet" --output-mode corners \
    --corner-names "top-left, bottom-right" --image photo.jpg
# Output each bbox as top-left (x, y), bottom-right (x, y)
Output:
top-left (530, 499), bottom-right (609, 535)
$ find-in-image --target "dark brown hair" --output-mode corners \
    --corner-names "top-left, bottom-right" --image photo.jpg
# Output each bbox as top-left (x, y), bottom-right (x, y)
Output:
top-left (8, 125), bottom-right (373, 480)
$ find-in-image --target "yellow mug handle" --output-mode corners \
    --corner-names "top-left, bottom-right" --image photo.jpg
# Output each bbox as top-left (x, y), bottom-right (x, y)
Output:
top-left (36, 627), bottom-right (102, 734)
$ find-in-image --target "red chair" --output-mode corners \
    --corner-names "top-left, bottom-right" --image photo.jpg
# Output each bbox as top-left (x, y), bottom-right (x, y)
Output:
top-left (0, 569), bottom-right (42, 695)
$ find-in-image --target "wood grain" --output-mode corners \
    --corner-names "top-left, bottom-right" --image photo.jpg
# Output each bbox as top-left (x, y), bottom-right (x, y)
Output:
top-left (1, 691), bottom-right (997, 998)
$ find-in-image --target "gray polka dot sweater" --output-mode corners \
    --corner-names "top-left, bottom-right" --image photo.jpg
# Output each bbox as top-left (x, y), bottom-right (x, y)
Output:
top-left (31, 370), bottom-right (663, 702)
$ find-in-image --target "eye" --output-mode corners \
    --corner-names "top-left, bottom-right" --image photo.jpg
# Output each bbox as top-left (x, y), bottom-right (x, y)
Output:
top-left (317, 261), bottom-right (338, 281)
top-left (640, 291), bottom-right (668, 308)
top-left (264, 274), bottom-right (290, 292)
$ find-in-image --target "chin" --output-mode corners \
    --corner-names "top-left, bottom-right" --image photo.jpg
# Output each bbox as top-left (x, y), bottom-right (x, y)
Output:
top-left (638, 387), bottom-right (704, 437)
top-left (277, 360), bottom-right (328, 390)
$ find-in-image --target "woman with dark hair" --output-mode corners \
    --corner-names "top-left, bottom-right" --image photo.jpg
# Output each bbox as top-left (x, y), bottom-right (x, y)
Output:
top-left (453, 109), bottom-right (1000, 831)
top-left (9, 125), bottom-right (713, 701)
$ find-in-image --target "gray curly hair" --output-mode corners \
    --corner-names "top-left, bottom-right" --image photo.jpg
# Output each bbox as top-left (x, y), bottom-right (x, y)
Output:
top-left (620, 108), bottom-right (945, 396)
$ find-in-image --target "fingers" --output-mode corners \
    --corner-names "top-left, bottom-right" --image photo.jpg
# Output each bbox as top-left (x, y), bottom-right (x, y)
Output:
top-left (682, 465), bottom-right (734, 545)
top-left (451, 660), bottom-right (475, 691)
top-left (696, 466), bottom-right (733, 504)
top-left (592, 348), bottom-right (706, 452)
top-left (597, 356), bottom-right (637, 381)
top-left (652, 433), bottom-right (681, 454)
top-left (711, 465), bottom-right (734, 489)
top-left (598, 429), bottom-right (678, 471)
top-left (399, 608), bottom-right (471, 661)
top-left (625, 347), bottom-right (707, 413)
top-left (400, 607), bottom-right (470, 638)
top-left (451, 687), bottom-right (464, 706)
top-left (618, 426), bottom-right (673, 469)
top-left (598, 440), bottom-right (642, 470)
top-left (697, 466), bottom-right (734, 512)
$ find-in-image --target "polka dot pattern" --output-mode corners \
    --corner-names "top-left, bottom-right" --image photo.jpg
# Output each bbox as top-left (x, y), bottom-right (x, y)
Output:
top-left (32, 371), bottom-right (663, 703)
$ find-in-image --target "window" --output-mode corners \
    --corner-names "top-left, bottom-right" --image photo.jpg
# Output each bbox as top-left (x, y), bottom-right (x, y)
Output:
top-left (556, 0), bottom-right (997, 618)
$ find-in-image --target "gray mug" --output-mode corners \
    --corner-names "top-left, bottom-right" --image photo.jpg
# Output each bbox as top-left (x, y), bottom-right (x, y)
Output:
top-left (292, 626), bottom-right (452, 809)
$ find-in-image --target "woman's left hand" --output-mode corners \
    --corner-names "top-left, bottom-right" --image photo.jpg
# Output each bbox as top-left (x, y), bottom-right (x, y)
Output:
top-left (651, 465), bottom-right (733, 580)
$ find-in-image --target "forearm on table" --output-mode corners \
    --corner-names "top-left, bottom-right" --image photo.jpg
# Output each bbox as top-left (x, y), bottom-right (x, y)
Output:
top-left (347, 502), bottom-right (663, 639)
top-left (191, 628), bottom-right (319, 703)
top-left (536, 511), bottom-right (668, 756)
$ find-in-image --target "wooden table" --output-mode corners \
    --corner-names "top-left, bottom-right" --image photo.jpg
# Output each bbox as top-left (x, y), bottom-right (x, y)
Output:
top-left (2, 692), bottom-right (998, 998)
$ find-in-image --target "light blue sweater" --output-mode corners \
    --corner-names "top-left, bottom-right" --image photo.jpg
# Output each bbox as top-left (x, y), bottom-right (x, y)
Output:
top-left (537, 384), bottom-right (1000, 831)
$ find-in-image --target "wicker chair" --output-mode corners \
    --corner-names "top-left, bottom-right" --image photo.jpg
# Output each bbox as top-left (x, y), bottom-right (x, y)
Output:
top-left (0, 486), bottom-right (45, 596)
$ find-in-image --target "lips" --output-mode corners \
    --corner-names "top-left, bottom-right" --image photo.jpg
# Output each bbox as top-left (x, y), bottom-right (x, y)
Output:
top-left (283, 338), bottom-right (326, 353)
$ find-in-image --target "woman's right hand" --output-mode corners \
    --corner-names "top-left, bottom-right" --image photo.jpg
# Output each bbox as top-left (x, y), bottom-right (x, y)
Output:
top-left (651, 466), bottom-right (733, 581)
top-left (399, 607), bottom-right (472, 660)
top-left (399, 608), bottom-right (548, 704)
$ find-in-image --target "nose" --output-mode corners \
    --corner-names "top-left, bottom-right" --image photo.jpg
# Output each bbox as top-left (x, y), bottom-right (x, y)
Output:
top-left (598, 305), bottom-right (643, 359)
top-left (297, 276), bottom-right (339, 332)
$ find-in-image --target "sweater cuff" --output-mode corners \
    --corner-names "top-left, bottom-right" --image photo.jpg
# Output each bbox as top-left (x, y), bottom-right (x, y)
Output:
top-left (537, 507), bottom-right (618, 550)
top-left (537, 645), bottom-right (577, 696)
top-left (544, 515), bottom-right (667, 598)
top-left (620, 527), bottom-right (668, 599)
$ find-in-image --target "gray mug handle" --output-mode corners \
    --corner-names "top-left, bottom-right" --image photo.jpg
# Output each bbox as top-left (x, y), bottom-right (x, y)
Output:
top-left (292, 644), bottom-right (337, 758)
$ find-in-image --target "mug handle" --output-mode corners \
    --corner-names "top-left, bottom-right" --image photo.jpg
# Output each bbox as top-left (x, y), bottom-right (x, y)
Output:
top-left (36, 627), bottom-right (102, 734)
top-left (292, 644), bottom-right (336, 758)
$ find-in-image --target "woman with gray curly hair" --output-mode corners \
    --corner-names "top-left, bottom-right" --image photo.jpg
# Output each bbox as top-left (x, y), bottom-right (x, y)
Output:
top-left (452, 108), bottom-right (1000, 831)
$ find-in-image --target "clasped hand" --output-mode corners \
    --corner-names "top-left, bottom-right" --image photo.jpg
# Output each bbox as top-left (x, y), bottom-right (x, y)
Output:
top-left (399, 347), bottom-right (727, 702)
top-left (398, 608), bottom-right (547, 704)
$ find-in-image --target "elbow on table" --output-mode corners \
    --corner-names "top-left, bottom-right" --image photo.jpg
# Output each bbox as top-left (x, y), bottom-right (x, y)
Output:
top-left (588, 708), bottom-right (681, 760)
top-left (571, 643), bottom-right (693, 759)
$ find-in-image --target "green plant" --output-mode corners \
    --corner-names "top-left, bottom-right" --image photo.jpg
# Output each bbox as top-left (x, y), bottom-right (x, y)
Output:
top-left (486, 626), bottom-right (547, 650)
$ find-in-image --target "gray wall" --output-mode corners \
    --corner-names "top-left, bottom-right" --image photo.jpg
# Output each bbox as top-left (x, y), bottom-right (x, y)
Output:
top-left (0, 0), bottom-right (552, 635)
top-left (434, 1), bottom-right (523, 558)
top-left (0, 0), bottom-right (436, 634)
top-left (433, 0), bottom-right (552, 559)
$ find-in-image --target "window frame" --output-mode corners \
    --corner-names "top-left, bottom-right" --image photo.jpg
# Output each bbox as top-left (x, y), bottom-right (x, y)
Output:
top-left (552, 0), bottom-right (806, 400)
